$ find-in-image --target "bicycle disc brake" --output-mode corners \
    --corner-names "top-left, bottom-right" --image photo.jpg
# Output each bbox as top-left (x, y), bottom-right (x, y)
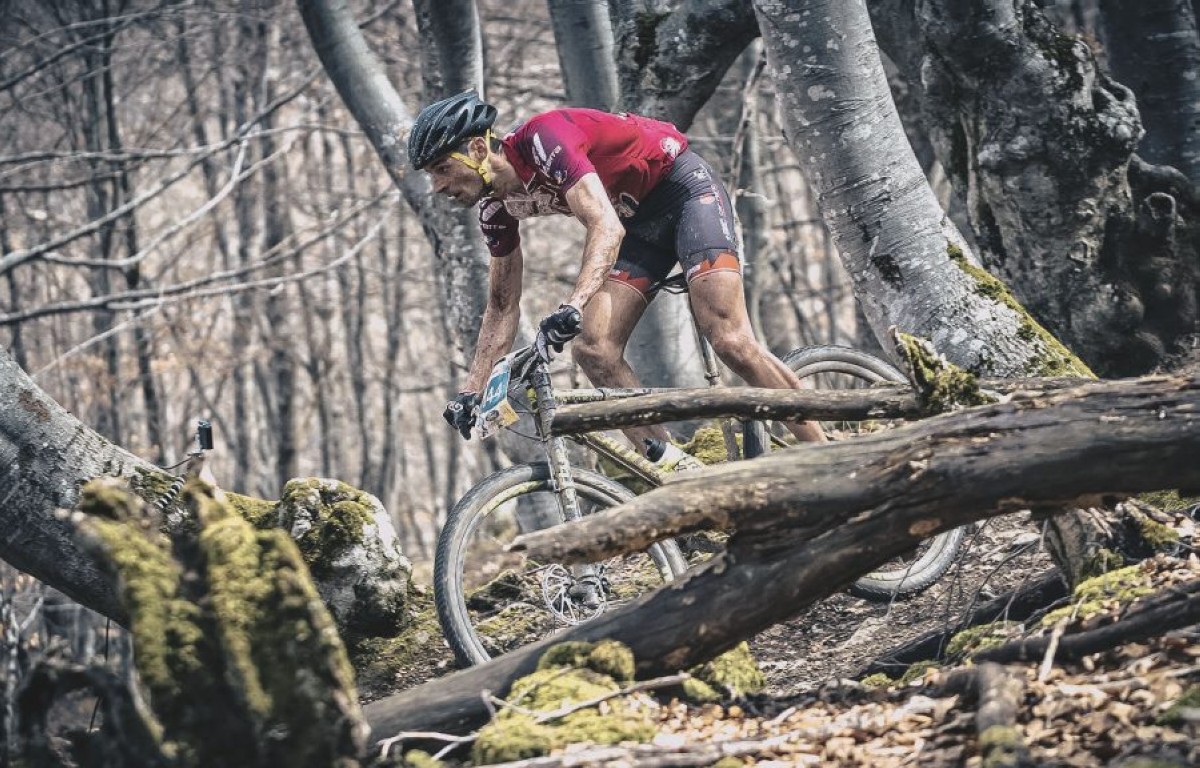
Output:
top-left (539, 564), bottom-right (608, 625)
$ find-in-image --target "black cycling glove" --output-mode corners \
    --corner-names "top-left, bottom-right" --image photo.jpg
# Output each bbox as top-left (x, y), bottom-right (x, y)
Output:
top-left (442, 391), bottom-right (479, 439)
top-left (536, 304), bottom-right (583, 362)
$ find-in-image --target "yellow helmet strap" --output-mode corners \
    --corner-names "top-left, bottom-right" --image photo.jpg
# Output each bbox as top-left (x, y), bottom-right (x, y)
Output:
top-left (449, 130), bottom-right (494, 186)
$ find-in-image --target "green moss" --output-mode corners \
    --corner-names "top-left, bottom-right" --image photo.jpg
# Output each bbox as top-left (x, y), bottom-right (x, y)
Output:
top-left (1079, 548), bottom-right (1126, 581)
top-left (1042, 564), bottom-right (1153, 626)
top-left (686, 642), bottom-right (764, 700)
top-left (1137, 491), bottom-right (1200, 513)
top-left (537, 640), bottom-right (635, 683)
top-left (680, 677), bottom-right (721, 702)
top-left (128, 466), bottom-right (178, 507)
top-left (898, 660), bottom-right (939, 686)
top-left (472, 643), bottom-right (655, 764)
top-left (979, 724), bottom-right (1026, 768)
top-left (1136, 516), bottom-right (1180, 549)
top-left (947, 622), bottom-right (1016, 658)
top-left (275, 479), bottom-right (377, 576)
top-left (1158, 685), bottom-right (1200, 727)
top-left (400, 751), bottom-right (444, 768)
top-left (681, 425), bottom-right (733, 465)
top-left (860, 673), bottom-right (894, 689)
top-left (894, 332), bottom-right (997, 414)
top-left (76, 479), bottom-right (366, 766)
top-left (947, 243), bottom-right (1094, 378)
top-left (225, 491), bottom-right (277, 528)
top-left (347, 587), bottom-right (452, 699)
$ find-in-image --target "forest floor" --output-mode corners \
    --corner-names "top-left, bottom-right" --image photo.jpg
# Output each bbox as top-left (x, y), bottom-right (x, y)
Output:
top-left (378, 507), bottom-right (1200, 767)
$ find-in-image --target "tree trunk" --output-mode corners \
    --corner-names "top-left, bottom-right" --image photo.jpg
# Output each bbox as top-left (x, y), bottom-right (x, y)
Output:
top-left (613, 0), bottom-right (759, 130)
top-left (754, 0), bottom-right (1087, 380)
top-left (364, 372), bottom-right (1200, 738)
top-left (1100, 0), bottom-right (1200, 187)
top-left (868, 0), bottom-right (1198, 376)
top-left (296, 0), bottom-right (488, 358)
top-left (548, 0), bottom-right (620, 110)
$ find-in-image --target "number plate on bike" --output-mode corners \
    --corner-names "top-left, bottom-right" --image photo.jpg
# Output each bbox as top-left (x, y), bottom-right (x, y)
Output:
top-left (477, 355), bottom-right (519, 439)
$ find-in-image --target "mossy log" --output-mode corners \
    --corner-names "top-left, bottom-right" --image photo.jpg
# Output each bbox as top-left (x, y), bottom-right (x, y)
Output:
top-left (55, 478), bottom-right (369, 767)
top-left (549, 377), bottom-right (1082, 435)
top-left (362, 373), bottom-right (1199, 741)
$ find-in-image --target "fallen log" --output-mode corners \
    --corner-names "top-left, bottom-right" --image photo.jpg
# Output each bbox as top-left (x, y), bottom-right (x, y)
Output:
top-left (973, 577), bottom-right (1200, 664)
top-left (516, 374), bottom-right (1200, 564)
top-left (549, 377), bottom-right (1081, 435)
top-left (363, 375), bottom-right (1200, 741)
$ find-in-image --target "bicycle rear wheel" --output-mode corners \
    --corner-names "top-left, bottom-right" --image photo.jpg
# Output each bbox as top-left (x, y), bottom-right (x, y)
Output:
top-left (434, 463), bottom-right (687, 666)
top-left (771, 345), bottom-right (966, 600)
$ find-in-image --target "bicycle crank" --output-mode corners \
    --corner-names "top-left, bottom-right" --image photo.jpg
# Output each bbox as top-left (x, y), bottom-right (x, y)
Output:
top-left (539, 564), bottom-right (608, 624)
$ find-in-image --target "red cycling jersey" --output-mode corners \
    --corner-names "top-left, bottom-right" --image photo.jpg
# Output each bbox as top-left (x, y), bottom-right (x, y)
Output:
top-left (478, 108), bottom-right (688, 257)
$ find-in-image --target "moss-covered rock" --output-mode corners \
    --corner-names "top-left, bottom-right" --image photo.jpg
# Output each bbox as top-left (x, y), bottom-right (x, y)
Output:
top-left (860, 673), bottom-right (894, 689)
top-left (346, 586), bottom-right (456, 700)
top-left (682, 642), bottom-right (765, 702)
top-left (72, 477), bottom-right (368, 767)
top-left (471, 642), bottom-right (656, 764)
top-left (272, 478), bottom-right (412, 637)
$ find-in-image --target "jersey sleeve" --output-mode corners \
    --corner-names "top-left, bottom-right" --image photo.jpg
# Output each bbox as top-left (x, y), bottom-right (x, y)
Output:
top-left (479, 198), bottom-right (520, 257)
top-left (515, 113), bottom-right (595, 192)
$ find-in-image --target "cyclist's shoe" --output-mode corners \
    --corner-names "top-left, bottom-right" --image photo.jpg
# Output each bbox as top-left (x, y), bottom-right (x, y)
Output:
top-left (645, 439), bottom-right (706, 472)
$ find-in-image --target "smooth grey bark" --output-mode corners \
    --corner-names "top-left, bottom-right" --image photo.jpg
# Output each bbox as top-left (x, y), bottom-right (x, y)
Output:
top-left (752, 0), bottom-right (1083, 378)
top-left (296, 0), bottom-right (488, 357)
top-left (548, 0), bottom-right (620, 109)
top-left (1100, 0), bottom-right (1200, 186)
top-left (0, 346), bottom-right (134, 622)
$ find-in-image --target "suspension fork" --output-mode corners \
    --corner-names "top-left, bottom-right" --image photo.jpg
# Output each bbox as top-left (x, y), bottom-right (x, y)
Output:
top-left (527, 363), bottom-right (606, 608)
top-left (527, 364), bottom-right (583, 523)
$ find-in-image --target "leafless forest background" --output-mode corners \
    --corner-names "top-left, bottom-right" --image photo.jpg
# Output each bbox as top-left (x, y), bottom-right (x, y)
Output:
top-left (0, 0), bottom-right (879, 555)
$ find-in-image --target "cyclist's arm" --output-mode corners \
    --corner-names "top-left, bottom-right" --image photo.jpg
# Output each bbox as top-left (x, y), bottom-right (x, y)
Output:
top-left (464, 245), bottom-right (524, 393)
top-left (563, 172), bottom-right (623, 310)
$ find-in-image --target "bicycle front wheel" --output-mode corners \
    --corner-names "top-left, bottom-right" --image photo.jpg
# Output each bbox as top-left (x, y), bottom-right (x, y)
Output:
top-left (434, 463), bottom-right (688, 666)
top-left (780, 345), bottom-right (966, 601)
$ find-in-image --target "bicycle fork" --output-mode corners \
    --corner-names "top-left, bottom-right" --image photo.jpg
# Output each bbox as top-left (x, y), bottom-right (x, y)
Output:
top-left (527, 365), bottom-right (607, 615)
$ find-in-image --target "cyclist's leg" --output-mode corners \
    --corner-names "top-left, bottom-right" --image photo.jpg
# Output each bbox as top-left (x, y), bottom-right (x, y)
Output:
top-left (686, 269), bottom-right (825, 444)
top-left (573, 250), bottom-right (673, 450)
top-left (671, 152), bottom-right (825, 443)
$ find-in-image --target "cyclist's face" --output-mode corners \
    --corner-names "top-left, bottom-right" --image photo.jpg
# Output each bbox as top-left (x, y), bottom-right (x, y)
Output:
top-left (427, 154), bottom-right (485, 207)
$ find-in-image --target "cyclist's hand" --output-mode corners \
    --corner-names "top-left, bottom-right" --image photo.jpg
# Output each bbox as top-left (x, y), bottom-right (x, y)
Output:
top-left (535, 304), bottom-right (583, 362)
top-left (442, 391), bottom-right (479, 439)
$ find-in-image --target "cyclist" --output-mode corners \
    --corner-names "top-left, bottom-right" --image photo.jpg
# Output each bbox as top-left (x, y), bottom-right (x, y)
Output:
top-left (409, 90), bottom-right (824, 448)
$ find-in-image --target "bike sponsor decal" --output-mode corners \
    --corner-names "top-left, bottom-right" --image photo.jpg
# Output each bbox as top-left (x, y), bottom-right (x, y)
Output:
top-left (480, 200), bottom-right (504, 221)
top-left (531, 133), bottom-right (563, 179)
top-left (503, 187), bottom-right (572, 219)
top-left (612, 191), bottom-right (640, 218)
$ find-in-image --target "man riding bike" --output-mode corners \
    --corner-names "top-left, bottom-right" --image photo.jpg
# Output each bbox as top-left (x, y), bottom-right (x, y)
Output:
top-left (409, 90), bottom-right (824, 449)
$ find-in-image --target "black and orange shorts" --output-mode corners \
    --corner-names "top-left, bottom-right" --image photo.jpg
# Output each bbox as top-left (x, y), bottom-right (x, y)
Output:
top-left (608, 150), bottom-right (742, 301)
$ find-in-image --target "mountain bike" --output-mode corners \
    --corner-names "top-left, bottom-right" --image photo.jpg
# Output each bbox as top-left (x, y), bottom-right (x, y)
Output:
top-left (434, 282), bottom-right (965, 666)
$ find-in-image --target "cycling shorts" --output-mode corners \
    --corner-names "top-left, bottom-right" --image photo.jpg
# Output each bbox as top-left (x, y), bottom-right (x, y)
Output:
top-left (607, 149), bottom-right (742, 301)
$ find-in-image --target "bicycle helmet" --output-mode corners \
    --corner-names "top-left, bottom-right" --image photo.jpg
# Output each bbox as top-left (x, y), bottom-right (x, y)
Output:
top-left (408, 90), bottom-right (498, 170)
